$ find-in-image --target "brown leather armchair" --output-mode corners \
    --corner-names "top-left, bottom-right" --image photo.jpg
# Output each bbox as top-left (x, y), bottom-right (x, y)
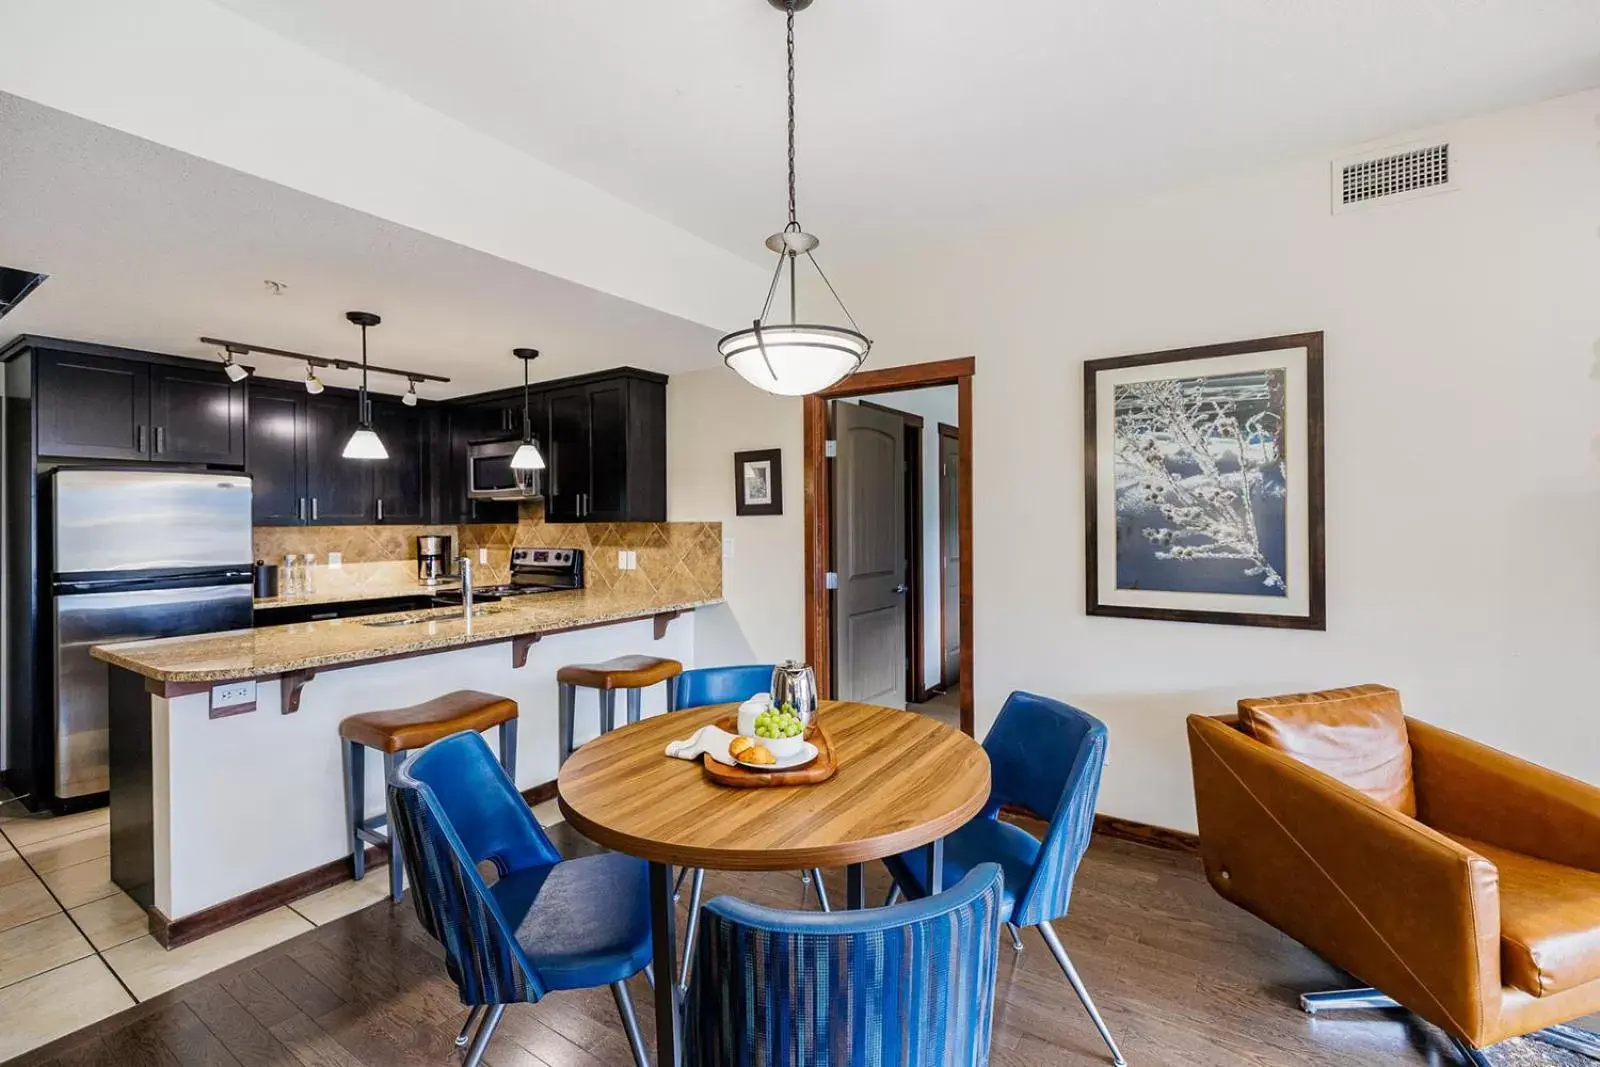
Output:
top-left (1187, 684), bottom-right (1600, 1065)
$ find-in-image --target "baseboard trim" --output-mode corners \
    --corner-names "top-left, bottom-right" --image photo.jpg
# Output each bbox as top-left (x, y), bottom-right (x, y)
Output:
top-left (1093, 814), bottom-right (1200, 854)
top-left (148, 782), bottom-right (561, 949)
top-left (149, 843), bottom-right (389, 949)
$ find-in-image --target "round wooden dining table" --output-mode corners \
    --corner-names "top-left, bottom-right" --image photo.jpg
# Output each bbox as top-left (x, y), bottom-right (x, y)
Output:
top-left (557, 699), bottom-right (991, 1067)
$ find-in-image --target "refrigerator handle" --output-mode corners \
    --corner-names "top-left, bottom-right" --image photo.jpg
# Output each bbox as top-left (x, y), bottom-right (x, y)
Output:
top-left (136, 425), bottom-right (146, 454)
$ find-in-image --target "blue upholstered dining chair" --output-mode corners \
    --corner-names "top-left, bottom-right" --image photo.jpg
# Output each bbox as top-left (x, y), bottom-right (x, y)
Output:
top-left (884, 691), bottom-right (1128, 1066)
top-left (686, 863), bottom-right (1005, 1066)
top-left (670, 664), bottom-right (833, 994)
top-left (388, 731), bottom-right (653, 1067)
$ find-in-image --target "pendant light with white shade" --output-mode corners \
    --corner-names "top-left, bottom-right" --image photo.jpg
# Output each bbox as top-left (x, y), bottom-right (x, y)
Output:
top-left (340, 311), bottom-right (388, 460)
top-left (509, 348), bottom-right (546, 493)
top-left (719, 0), bottom-right (869, 396)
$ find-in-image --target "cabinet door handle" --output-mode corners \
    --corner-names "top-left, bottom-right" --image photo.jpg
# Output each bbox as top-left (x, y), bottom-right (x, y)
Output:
top-left (154, 426), bottom-right (165, 454)
top-left (376, 498), bottom-right (384, 522)
top-left (298, 498), bottom-right (306, 521)
top-left (136, 425), bottom-right (146, 453)
top-left (311, 498), bottom-right (319, 521)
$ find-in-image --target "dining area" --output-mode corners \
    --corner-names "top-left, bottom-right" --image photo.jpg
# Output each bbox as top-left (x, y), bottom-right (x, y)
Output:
top-left (388, 662), bottom-right (1128, 1067)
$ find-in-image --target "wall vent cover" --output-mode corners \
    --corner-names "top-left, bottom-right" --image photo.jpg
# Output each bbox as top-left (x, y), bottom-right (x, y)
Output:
top-left (1332, 142), bottom-right (1453, 213)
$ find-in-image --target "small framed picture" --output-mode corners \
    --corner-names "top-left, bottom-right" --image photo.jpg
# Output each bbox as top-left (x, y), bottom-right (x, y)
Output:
top-left (734, 448), bottom-right (783, 516)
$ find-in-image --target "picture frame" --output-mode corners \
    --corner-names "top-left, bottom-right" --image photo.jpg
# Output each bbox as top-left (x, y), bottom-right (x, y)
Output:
top-left (1084, 332), bottom-right (1325, 630)
top-left (734, 448), bottom-right (783, 516)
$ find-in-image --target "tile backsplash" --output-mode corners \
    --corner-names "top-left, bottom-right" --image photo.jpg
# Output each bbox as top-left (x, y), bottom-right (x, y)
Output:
top-left (252, 502), bottom-right (721, 602)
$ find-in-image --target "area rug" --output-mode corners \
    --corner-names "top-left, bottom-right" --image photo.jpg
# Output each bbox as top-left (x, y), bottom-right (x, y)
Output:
top-left (1487, 1036), bottom-right (1589, 1066)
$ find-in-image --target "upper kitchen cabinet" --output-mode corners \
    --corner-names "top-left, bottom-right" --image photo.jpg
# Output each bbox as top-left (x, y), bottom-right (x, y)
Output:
top-left (147, 363), bottom-right (247, 465)
top-left (245, 385), bottom-right (306, 525)
top-left (370, 398), bottom-right (428, 524)
top-left (31, 344), bottom-right (246, 466)
top-left (542, 370), bottom-right (665, 524)
top-left (303, 394), bottom-right (375, 525)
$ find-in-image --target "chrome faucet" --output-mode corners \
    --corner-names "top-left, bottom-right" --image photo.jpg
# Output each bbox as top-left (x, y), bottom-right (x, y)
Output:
top-left (459, 556), bottom-right (473, 622)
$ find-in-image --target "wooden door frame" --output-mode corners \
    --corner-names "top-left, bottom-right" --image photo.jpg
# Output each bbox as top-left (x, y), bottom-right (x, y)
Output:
top-left (859, 399), bottom-right (928, 706)
top-left (804, 357), bottom-right (975, 736)
top-left (937, 421), bottom-right (961, 691)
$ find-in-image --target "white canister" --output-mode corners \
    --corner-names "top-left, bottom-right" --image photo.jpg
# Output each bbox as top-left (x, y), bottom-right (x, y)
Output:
top-left (736, 692), bottom-right (772, 736)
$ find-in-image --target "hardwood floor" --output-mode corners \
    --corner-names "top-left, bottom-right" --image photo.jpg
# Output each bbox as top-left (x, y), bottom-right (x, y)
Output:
top-left (7, 824), bottom-right (1566, 1066)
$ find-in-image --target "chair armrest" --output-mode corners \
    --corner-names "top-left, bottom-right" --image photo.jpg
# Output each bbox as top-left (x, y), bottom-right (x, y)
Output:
top-left (1187, 715), bottom-right (1502, 1048)
top-left (1409, 718), bottom-right (1600, 874)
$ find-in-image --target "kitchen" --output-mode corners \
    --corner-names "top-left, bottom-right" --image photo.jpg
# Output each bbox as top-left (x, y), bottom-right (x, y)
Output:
top-left (1, 328), bottom-right (723, 949)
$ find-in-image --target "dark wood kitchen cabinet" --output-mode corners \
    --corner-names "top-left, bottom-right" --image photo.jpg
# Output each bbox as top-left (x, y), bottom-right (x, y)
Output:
top-left (245, 386), bottom-right (307, 524)
top-left (303, 395), bottom-right (375, 524)
top-left (542, 372), bottom-right (665, 524)
top-left (34, 346), bottom-right (244, 466)
top-left (371, 399), bottom-right (427, 524)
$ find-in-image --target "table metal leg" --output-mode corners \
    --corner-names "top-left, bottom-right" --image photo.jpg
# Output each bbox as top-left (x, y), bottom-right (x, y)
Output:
top-left (846, 863), bottom-right (866, 909)
top-left (648, 862), bottom-right (682, 1066)
top-left (928, 837), bottom-right (945, 895)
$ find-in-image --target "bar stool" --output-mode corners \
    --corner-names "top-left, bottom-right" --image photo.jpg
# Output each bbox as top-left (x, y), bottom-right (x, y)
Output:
top-left (339, 689), bottom-right (519, 902)
top-left (557, 655), bottom-right (683, 765)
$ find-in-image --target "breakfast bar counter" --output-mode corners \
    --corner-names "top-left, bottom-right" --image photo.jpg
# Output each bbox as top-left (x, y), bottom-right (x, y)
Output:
top-left (90, 588), bottom-right (719, 945)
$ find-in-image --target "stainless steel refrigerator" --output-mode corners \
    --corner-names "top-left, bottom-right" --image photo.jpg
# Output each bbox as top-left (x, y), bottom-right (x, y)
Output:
top-left (49, 469), bottom-right (253, 798)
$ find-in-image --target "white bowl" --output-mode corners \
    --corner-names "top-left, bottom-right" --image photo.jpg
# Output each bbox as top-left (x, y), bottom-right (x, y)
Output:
top-left (761, 733), bottom-right (808, 760)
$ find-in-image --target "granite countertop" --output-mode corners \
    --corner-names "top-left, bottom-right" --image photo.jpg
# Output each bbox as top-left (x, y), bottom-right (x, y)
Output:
top-left (251, 579), bottom-right (469, 610)
top-left (92, 588), bottom-right (722, 683)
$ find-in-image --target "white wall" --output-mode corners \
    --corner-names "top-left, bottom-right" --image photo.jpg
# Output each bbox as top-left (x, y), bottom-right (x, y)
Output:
top-left (844, 387), bottom-right (960, 692)
top-left (668, 87), bottom-right (1600, 831)
top-left (667, 370), bottom-right (806, 668)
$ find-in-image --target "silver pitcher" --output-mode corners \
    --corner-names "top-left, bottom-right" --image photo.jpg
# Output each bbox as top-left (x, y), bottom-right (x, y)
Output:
top-left (770, 661), bottom-right (818, 725)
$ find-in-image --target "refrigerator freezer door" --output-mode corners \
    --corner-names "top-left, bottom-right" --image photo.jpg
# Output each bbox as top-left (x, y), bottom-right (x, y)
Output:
top-left (53, 583), bottom-right (252, 798)
top-left (52, 469), bottom-right (253, 575)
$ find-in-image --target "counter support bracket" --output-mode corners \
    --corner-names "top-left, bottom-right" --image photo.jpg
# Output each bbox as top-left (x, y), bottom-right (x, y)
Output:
top-left (653, 611), bottom-right (682, 641)
top-left (281, 669), bottom-right (317, 714)
top-left (511, 634), bottom-right (541, 669)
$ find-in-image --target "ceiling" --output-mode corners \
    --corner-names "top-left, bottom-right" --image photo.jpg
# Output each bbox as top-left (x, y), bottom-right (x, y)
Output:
top-left (0, 92), bottom-right (720, 399)
top-left (213, 0), bottom-right (1600, 261)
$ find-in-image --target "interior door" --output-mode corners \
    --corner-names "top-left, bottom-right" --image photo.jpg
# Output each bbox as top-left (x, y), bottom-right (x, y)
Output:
top-left (832, 400), bottom-right (907, 708)
top-left (940, 428), bottom-right (961, 685)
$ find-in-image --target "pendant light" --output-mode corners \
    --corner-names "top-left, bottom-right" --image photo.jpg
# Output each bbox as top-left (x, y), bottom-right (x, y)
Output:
top-left (340, 311), bottom-right (388, 460)
top-left (509, 348), bottom-right (546, 486)
top-left (719, 0), bottom-right (869, 396)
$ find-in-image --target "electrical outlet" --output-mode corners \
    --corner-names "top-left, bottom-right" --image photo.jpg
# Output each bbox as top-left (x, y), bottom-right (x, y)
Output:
top-left (629, 550), bottom-right (640, 570)
top-left (327, 552), bottom-right (342, 569)
top-left (618, 549), bottom-right (629, 571)
top-left (478, 548), bottom-right (489, 564)
top-left (211, 680), bottom-right (257, 712)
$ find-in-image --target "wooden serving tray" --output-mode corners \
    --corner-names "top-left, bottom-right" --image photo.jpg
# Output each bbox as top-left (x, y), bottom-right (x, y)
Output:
top-left (702, 715), bottom-right (838, 788)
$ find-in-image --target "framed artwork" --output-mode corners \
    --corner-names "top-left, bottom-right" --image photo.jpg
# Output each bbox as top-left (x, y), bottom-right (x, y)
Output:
top-left (734, 448), bottom-right (783, 516)
top-left (1084, 332), bottom-right (1325, 630)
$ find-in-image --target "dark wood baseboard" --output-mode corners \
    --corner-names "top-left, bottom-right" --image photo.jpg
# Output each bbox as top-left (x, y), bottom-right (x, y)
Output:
top-left (148, 782), bottom-right (560, 949)
top-left (150, 844), bottom-right (389, 949)
top-left (1093, 813), bottom-right (1200, 853)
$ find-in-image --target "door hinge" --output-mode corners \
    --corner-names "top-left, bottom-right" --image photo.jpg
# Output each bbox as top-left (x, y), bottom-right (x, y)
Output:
top-left (824, 440), bottom-right (837, 459)
top-left (824, 571), bottom-right (838, 590)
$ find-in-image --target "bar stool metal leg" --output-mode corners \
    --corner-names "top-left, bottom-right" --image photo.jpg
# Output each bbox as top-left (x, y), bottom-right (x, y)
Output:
top-left (383, 751), bottom-right (404, 903)
top-left (600, 689), bottom-right (618, 733)
top-left (499, 718), bottom-right (518, 778)
top-left (626, 687), bottom-right (642, 726)
top-left (344, 739), bottom-right (366, 881)
top-left (666, 675), bottom-right (679, 713)
top-left (558, 683), bottom-right (576, 765)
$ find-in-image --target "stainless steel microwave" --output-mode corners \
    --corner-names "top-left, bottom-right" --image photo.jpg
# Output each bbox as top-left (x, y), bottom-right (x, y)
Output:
top-left (467, 438), bottom-right (543, 501)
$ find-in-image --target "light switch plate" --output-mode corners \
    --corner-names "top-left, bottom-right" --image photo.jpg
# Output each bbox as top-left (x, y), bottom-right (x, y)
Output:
top-left (722, 537), bottom-right (734, 561)
top-left (479, 548), bottom-right (489, 564)
top-left (327, 552), bottom-right (342, 569)
top-left (618, 549), bottom-right (629, 570)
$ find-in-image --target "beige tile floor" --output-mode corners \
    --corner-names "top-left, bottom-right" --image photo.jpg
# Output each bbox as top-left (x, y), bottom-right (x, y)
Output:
top-left (0, 800), bottom-right (398, 1061)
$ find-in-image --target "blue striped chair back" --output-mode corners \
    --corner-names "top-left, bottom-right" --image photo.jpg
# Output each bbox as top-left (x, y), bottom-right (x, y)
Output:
top-left (685, 863), bottom-right (1004, 1066)
top-left (389, 731), bottom-right (560, 1006)
top-left (675, 664), bottom-right (775, 711)
top-left (983, 691), bottom-right (1108, 927)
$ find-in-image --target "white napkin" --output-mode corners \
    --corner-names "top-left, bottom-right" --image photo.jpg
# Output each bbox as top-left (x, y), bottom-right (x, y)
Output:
top-left (665, 725), bottom-right (740, 767)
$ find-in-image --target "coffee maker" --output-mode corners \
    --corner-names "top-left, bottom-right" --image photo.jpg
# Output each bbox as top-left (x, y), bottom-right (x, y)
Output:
top-left (417, 534), bottom-right (453, 586)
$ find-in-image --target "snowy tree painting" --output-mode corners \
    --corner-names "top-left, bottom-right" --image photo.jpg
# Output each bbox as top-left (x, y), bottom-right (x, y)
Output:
top-left (1111, 369), bottom-right (1289, 596)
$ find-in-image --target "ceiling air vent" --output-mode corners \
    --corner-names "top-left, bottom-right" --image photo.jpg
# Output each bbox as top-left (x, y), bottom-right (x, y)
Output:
top-left (0, 267), bottom-right (48, 321)
top-left (1332, 142), bottom-right (1453, 214)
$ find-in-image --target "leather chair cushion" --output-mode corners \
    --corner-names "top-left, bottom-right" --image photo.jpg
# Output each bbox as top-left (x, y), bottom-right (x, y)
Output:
top-left (339, 690), bottom-right (517, 754)
top-left (556, 655), bottom-right (684, 690)
top-left (1447, 835), bottom-right (1600, 998)
top-left (1238, 684), bottom-right (1417, 817)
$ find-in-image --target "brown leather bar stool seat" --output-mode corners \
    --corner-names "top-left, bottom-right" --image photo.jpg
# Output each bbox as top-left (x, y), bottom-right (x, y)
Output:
top-left (557, 655), bottom-right (682, 765)
top-left (339, 690), bottom-right (519, 902)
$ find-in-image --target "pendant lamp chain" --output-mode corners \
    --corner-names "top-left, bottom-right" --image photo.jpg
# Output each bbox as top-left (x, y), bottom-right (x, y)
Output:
top-left (786, 0), bottom-right (798, 231)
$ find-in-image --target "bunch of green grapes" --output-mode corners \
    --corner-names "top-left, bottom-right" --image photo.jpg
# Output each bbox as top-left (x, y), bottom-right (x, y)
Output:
top-left (754, 703), bottom-right (805, 740)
